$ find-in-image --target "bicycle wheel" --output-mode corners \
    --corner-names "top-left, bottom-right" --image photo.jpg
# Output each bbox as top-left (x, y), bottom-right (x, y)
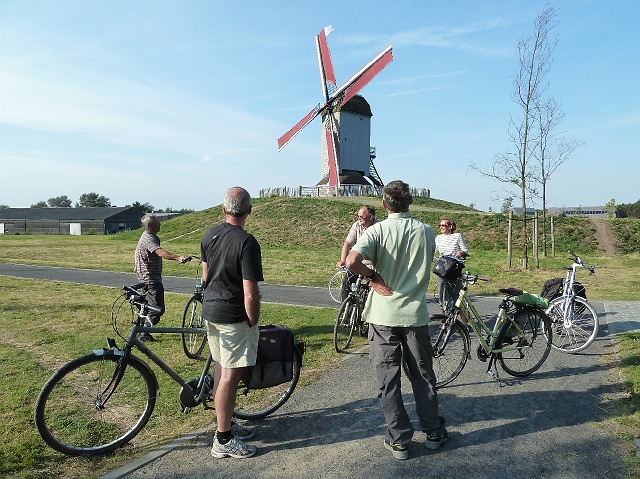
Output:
top-left (181, 294), bottom-right (207, 359)
top-left (439, 282), bottom-right (454, 314)
top-left (545, 296), bottom-right (599, 353)
top-left (34, 351), bottom-right (157, 455)
top-left (428, 317), bottom-right (469, 388)
top-left (334, 297), bottom-right (358, 352)
top-left (497, 308), bottom-right (552, 377)
top-left (329, 269), bottom-right (347, 303)
top-left (234, 347), bottom-right (303, 420)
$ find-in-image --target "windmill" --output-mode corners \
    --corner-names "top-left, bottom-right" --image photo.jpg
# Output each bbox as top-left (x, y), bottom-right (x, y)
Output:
top-left (277, 26), bottom-right (393, 191)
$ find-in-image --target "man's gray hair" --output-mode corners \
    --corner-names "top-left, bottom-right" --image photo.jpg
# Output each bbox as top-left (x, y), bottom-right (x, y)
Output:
top-left (224, 187), bottom-right (252, 216)
top-left (141, 214), bottom-right (157, 228)
top-left (382, 180), bottom-right (412, 213)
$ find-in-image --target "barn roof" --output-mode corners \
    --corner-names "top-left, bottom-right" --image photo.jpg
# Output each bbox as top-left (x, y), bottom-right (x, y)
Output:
top-left (0, 207), bottom-right (137, 221)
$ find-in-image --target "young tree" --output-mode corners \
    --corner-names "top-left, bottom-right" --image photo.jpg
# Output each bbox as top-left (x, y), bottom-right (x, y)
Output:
top-left (77, 193), bottom-right (111, 207)
top-left (31, 201), bottom-right (48, 208)
top-left (47, 195), bottom-right (73, 208)
top-left (532, 97), bottom-right (583, 256)
top-left (471, 6), bottom-right (558, 268)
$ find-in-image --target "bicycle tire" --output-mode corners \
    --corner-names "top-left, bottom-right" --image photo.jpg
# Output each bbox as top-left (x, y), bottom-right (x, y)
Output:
top-left (329, 269), bottom-right (347, 303)
top-left (334, 297), bottom-right (358, 353)
top-left (428, 317), bottom-right (470, 388)
top-left (233, 346), bottom-right (303, 420)
top-left (34, 351), bottom-right (157, 455)
top-left (497, 308), bottom-right (552, 377)
top-left (545, 296), bottom-right (599, 353)
top-left (181, 294), bottom-right (207, 359)
top-left (439, 282), bottom-right (455, 314)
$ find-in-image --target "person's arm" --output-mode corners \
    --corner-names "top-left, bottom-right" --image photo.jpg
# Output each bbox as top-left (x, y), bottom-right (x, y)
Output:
top-left (345, 250), bottom-right (393, 297)
top-left (154, 248), bottom-right (186, 263)
top-left (201, 262), bottom-right (208, 284)
top-left (456, 233), bottom-right (469, 258)
top-left (336, 241), bottom-right (352, 268)
top-left (243, 279), bottom-right (261, 327)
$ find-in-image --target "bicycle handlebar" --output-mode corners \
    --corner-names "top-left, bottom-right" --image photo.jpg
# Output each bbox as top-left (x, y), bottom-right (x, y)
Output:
top-left (122, 284), bottom-right (162, 314)
top-left (461, 272), bottom-right (492, 284)
top-left (567, 250), bottom-right (595, 274)
top-left (180, 255), bottom-right (200, 264)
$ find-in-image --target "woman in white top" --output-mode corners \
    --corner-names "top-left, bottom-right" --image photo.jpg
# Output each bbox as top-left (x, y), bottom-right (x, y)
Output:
top-left (434, 217), bottom-right (468, 315)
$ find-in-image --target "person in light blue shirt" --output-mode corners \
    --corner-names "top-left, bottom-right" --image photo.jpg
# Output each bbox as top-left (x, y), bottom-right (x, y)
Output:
top-left (346, 180), bottom-right (447, 460)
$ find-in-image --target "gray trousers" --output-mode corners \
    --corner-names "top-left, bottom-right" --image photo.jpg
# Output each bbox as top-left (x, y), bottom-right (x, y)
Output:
top-left (142, 282), bottom-right (165, 325)
top-left (369, 323), bottom-right (445, 446)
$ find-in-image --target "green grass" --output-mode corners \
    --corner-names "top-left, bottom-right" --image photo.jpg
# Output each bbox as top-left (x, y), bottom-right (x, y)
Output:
top-left (2, 195), bottom-right (640, 477)
top-left (0, 276), bottom-right (339, 479)
top-left (602, 332), bottom-right (640, 475)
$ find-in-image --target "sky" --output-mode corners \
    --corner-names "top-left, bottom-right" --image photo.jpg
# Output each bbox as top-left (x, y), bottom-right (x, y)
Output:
top-left (0, 0), bottom-right (638, 213)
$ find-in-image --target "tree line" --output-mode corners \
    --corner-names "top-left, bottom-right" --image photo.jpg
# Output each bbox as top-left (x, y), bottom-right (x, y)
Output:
top-left (0, 193), bottom-right (193, 214)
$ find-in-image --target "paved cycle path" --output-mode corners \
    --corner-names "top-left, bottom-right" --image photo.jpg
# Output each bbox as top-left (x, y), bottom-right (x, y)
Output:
top-left (101, 298), bottom-right (635, 479)
top-left (1, 263), bottom-right (638, 478)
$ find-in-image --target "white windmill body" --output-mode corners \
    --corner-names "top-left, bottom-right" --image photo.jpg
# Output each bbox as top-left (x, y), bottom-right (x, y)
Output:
top-left (278, 26), bottom-right (392, 192)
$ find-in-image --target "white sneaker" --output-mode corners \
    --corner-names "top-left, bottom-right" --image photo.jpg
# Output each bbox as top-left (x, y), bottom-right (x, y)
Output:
top-left (231, 421), bottom-right (255, 440)
top-left (211, 433), bottom-right (257, 459)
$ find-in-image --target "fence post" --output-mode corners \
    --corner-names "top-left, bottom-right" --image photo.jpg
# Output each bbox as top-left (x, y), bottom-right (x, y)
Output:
top-left (551, 216), bottom-right (556, 257)
top-left (533, 211), bottom-right (540, 268)
top-left (507, 210), bottom-right (513, 269)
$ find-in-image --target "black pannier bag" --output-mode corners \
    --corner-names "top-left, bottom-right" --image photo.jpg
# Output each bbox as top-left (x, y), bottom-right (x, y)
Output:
top-left (432, 255), bottom-right (464, 281)
top-left (244, 324), bottom-right (295, 389)
top-left (540, 278), bottom-right (587, 302)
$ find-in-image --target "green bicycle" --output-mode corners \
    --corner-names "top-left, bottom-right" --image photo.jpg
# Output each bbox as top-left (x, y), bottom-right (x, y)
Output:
top-left (429, 271), bottom-right (553, 388)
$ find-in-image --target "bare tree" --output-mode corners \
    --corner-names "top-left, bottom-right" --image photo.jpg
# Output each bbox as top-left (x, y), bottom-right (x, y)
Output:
top-left (532, 97), bottom-right (583, 256)
top-left (471, 6), bottom-right (558, 268)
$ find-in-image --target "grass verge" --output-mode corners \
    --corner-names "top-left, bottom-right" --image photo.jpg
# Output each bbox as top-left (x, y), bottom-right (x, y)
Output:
top-left (0, 277), bottom-right (339, 479)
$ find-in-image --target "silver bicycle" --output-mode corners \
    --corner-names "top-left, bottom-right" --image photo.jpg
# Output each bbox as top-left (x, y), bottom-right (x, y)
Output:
top-left (544, 251), bottom-right (598, 353)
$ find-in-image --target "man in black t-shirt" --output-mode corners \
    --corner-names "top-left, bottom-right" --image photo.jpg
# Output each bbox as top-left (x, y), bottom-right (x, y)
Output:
top-left (200, 187), bottom-right (263, 459)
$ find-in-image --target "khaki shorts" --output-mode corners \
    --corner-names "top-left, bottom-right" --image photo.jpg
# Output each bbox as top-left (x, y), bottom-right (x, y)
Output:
top-left (206, 320), bottom-right (259, 368)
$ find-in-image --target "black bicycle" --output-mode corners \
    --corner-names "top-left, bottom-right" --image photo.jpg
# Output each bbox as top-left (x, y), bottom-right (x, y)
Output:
top-left (34, 284), bottom-right (304, 456)
top-left (333, 274), bottom-right (370, 352)
top-left (180, 256), bottom-right (208, 359)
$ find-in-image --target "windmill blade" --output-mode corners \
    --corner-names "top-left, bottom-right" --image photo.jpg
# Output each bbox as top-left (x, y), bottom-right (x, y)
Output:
top-left (331, 46), bottom-right (393, 106)
top-left (325, 124), bottom-right (340, 188)
top-left (316, 26), bottom-right (337, 102)
top-left (277, 102), bottom-right (325, 151)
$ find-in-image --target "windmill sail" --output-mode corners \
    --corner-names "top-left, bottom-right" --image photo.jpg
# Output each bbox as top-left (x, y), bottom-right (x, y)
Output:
top-left (277, 27), bottom-right (393, 189)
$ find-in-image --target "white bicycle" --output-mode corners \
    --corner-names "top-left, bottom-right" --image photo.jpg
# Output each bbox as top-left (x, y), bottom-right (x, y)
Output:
top-left (544, 251), bottom-right (598, 353)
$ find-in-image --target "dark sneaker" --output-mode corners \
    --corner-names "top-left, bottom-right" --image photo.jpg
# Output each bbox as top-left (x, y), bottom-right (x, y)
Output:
top-left (384, 439), bottom-right (409, 460)
top-left (425, 429), bottom-right (448, 450)
top-left (231, 421), bottom-right (255, 440)
top-left (211, 434), bottom-right (257, 459)
top-left (138, 332), bottom-right (155, 342)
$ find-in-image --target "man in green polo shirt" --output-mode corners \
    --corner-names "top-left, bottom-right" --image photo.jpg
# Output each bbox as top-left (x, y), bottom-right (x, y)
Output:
top-left (345, 180), bottom-right (447, 460)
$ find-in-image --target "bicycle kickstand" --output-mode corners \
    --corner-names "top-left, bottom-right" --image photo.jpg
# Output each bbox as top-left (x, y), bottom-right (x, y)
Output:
top-left (486, 355), bottom-right (504, 387)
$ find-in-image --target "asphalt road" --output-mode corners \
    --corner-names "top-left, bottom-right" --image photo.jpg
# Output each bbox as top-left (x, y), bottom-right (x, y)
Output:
top-left (1, 263), bottom-right (638, 478)
top-left (0, 262), bottom-right (337, 308)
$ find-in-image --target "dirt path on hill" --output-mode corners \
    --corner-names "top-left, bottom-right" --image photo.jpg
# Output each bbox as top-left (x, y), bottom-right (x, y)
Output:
top-left (590, 219), bottom-right (618, 256)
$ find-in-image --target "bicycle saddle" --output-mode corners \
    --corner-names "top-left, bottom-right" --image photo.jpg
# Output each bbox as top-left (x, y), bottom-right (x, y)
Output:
top-left (499, 287), bottom-right (523, 296)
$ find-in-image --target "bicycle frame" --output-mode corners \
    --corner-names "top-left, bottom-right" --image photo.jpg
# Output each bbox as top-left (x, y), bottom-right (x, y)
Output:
top-left (454, 281), bottom-right (528, 355)
top-left (558, 252), bottom-right (595, 329)
top-left (100, 318), bottom-right (210, 409)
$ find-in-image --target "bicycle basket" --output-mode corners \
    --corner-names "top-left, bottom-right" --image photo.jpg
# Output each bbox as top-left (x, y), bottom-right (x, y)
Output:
top-left (432, 255), bottom-right (464, 280)
top-left (513, 291), bottom-right (549, 309)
